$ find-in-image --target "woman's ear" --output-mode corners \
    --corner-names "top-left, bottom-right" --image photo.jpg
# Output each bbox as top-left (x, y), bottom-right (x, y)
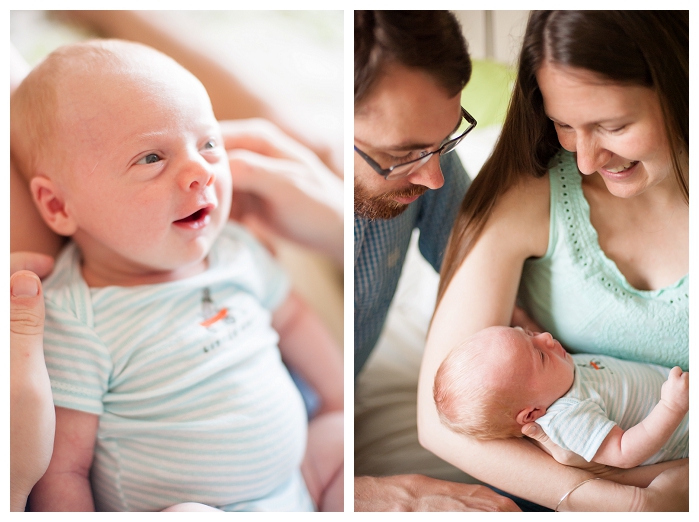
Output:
top-left (516, 406), bottom-right (546, 425)
top-left (29, 176), bottom-right (77, 236)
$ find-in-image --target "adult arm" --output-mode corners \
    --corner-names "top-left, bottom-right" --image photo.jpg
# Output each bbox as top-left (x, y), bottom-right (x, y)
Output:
top-left (29, 407), bottom-right (98, 511)
top-left (354, 475), bottom-right (520, 512)
top-left (221, 119), bottom-right (343, 268)
top-left (273, 291), bottom-right (343, 414)
top-left (416, 174), bottom-right (688, 510)
top-left (10, 253), bottom-right (55, 512)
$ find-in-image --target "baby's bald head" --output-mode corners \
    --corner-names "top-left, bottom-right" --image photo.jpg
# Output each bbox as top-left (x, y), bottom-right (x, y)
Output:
top-left (10, 39), bottom-right (204, 184)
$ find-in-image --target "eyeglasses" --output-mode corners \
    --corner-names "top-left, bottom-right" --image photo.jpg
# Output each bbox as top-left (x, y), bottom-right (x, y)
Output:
top-left (354, 107), bottom-right (477, 180)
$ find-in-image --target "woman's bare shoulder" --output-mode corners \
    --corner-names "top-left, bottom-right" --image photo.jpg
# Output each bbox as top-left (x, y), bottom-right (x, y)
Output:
top-left (483, 172), bottom-right (550, 258)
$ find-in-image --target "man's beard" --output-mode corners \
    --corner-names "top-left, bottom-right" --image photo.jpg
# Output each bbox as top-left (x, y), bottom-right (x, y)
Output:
top-left (354, 179), bottom-right (428, 220)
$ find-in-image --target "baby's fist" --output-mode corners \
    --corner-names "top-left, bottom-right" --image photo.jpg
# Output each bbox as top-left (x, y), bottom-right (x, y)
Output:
top-left (660, 366), bottom-right (689, 414)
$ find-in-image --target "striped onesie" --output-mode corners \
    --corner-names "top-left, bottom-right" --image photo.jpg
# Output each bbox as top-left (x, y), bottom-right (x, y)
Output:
top-left (535, 354), bottom-right (689, 464)
top-left (42, 222), bottom-right (314, 511)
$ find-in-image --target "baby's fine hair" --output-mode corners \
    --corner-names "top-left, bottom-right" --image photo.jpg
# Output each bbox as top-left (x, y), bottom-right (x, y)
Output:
top-left (10, 39), bottom-right (179, 181)
top-left (433, 334), bottom-right (523, 440)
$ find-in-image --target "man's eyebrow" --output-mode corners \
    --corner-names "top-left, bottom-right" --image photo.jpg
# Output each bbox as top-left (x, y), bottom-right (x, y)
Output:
top-left (355, 109), bottom-right (463, 153)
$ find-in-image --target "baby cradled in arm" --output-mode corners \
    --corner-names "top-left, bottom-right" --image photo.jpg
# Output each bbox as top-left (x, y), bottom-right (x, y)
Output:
top-left (10, 39), bottom-right (343, 512)
top-left (433, 326), bottom-right (688, 469)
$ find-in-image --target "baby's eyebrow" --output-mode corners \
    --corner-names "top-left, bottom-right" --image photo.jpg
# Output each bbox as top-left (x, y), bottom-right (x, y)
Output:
top-left (130, 130), bottom-right (168, 143)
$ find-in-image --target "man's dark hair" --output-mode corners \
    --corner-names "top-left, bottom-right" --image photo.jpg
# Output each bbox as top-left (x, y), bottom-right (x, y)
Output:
top-left (355, 11), bottom-right (472, 107)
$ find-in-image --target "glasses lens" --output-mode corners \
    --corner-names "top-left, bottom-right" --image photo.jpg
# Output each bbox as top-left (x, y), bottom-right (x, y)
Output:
top-left (385, 154), bottom-right (432, 180)
top-left (440, 134), bottom-right (466, 156)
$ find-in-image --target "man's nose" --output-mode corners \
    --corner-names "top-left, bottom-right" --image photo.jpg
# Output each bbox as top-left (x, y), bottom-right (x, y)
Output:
top-left (406, 154), bottom-right (444, 190)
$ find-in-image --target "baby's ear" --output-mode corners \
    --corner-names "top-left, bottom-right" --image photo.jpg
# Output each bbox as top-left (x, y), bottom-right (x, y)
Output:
top-left (515, 406), bottom-right (546, 425)
top-left (30, 176), bottom-right (77, 236)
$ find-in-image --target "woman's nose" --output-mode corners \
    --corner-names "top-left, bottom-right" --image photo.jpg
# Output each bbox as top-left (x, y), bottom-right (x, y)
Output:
top-left (573, 133), bottom-right (612, 175)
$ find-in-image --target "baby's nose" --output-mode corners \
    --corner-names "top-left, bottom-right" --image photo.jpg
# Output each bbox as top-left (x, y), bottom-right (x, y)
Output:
top-left (181, 158), bottom-right (215, 190)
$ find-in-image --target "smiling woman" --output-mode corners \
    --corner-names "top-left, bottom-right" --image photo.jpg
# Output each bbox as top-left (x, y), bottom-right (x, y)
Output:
top-left (419, 10), bottom-right (688, 511)
top-left (537, 63), bottom-right (676, 200)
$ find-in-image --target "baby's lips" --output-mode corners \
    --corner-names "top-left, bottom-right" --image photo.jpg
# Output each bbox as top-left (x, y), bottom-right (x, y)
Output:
top-left (174, 203), bottom-right (215, 223)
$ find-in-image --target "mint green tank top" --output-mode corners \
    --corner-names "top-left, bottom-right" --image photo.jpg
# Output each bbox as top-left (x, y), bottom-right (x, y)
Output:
top-left (518, 150), bottom-right (688, 371)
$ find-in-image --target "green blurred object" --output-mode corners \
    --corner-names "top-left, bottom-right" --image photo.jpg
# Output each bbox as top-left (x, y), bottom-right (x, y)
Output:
top-left (461, 59), bottom-right (515, 129)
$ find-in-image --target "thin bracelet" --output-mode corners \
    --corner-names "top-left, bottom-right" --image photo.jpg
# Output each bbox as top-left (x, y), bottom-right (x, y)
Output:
top-left (555, 477), bottom-right (602, 512)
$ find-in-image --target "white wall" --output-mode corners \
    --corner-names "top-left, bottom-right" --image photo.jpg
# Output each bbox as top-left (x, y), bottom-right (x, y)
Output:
top-left (452, 10), bottom-right (529, 67)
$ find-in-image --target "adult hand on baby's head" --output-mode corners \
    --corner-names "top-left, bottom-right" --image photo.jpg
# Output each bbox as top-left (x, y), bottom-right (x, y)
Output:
top-left (10, 252), bottom-right (55, 512)
top-left (660, 367), bottom-right (689, 414)
top-left (220, 119), bottom-right (343, 267)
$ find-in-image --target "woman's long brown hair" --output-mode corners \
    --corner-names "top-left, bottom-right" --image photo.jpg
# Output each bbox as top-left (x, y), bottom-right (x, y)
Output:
top-left (437, 10), bottom-right (689, 306)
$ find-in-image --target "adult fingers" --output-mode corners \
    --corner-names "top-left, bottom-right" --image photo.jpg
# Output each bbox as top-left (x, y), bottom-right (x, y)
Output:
top-left (10, 270), bottom-right (45, 339)
top-left (220, 119), bottom-right (294, 160)
top-left (221, 118), bottom-right (323, 166)
top-left (228, 149), bottom-right (316, 196)
top-left (10, 252), bottom-right (55, 278)
top-left (521, 422), bottom-right (555, 456)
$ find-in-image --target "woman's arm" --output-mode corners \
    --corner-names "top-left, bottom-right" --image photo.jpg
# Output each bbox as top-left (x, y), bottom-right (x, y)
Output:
top-left (416, 175), bottom-right (687, 510)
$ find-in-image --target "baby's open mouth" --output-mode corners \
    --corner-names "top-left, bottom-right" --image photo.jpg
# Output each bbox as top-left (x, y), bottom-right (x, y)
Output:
top-left (174, 205), bottom-right (213, 229)
top-left (176, 207), bottom-right (209, 223)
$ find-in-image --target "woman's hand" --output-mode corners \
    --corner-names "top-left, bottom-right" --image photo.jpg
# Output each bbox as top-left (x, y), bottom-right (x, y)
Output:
top-left (220, 119), bottom-right (343, 267)
top-left (10, 252), bottom-right (55, 512)
top-left (634, 461), bottom-right (689, 511)
top-left (521, 422), bottom-right (597, 469)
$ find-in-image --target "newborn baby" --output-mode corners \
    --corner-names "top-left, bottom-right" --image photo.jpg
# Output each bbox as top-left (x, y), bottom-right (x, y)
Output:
top-left (10, 39), bottom-right (343, 511)
top-left (433, 325), bottom-right (688, 468)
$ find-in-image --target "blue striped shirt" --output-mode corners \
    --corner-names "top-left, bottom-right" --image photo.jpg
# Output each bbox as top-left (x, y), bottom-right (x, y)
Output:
top-left (536, 354), bottom-right (689, 464)
top-left (42, 222), bottom-right (313, 511)
top-left (354, 153), bottom-right (470, 377)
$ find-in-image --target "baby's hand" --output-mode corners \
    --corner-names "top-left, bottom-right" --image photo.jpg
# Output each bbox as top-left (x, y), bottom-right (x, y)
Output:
top-left (660, 366), bottom-right (689, 414)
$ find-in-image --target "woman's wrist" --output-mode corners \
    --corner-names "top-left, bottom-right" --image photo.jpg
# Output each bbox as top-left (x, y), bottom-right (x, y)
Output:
top-left (559, 477), bottom-right (636, 512)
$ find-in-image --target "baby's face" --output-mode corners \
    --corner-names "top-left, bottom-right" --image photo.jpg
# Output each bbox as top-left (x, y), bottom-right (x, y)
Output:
top-left (54, 57), bottom-right (231, 282)
top-left (485, 326), bottom-right (575, 410)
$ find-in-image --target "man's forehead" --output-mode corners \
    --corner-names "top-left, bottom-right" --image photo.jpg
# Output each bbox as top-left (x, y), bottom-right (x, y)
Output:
top-left (354, 64), bottom-right (461, 151)
top-left (355, 99), bottom-right (461, 152)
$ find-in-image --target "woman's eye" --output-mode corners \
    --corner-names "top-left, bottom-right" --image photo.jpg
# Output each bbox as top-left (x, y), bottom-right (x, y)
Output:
top-left (603, 126), bottom-right (626, 134)
top-left (136, 153), bottom-right (161, 165)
